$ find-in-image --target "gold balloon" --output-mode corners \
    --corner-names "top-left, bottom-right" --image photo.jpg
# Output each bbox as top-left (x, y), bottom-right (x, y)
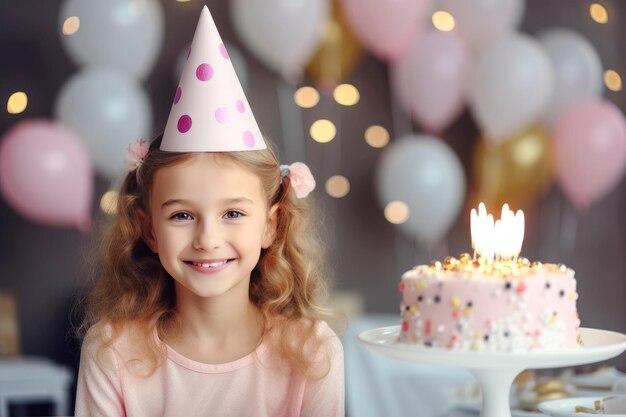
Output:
top-left (305, 0), bottom-right (363, 88)
top-left (473, 126), bottom-right (554, 210)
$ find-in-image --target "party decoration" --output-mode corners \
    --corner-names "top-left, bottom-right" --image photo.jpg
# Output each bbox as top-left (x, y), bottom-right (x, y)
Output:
top-left (553, 99), bottom-right (626, 213)
top-left (231, 0), bottom-right (330, 80)
top-left (474, 125), bottom-right (553, 210)
top-left (340, 0), bottom-right (432, 61)
top-left (440, 0), bottom-right (525, 49)
top-left (467, 32), bottom-right (554, 143)
top-left (390, 29), bottom-right (468, 134)
top-left (175, 42), bottom-right (249, 92)
top-left (161, 6), bottom-right (265, 153)
top-left (537, 28), bottom-right (603, 123)
top-left (59, 0), bottom-right (164, 79)
top-left (305, 0), bottom-right (363, 88)
top-left (0, 119), bottom-right (93, 231)
top-left (54, 67), bottom-right (152, 179)
top-left (375, 135), bottom-right (465, 243)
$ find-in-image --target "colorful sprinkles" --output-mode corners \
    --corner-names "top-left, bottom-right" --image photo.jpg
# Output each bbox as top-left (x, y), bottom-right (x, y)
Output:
top-left (397, 254), bottom-right (579, 351)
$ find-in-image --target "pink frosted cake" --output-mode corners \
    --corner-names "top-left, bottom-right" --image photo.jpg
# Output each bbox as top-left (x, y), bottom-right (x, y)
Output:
top-left (398, 255), bottom-right (581, 351)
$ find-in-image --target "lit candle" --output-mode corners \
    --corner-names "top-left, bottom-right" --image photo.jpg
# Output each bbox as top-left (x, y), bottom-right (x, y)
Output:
top-left (471, 203), bottom-right (524, 263)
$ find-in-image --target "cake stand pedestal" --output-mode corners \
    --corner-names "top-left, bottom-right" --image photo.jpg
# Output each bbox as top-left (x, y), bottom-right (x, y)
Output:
top-left (358, 326), bottom-right (626, 417)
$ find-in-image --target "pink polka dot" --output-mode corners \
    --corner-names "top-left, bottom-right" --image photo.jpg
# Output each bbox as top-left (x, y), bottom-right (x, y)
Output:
top-left (242, 131), bottom-right (255, 148)
top-left (215, 107), bottom-right (230, 124)
top-left (236, 100), bottom-right (245, 113)
top-left (219, 43), bottom-right (229, 60)
top-left (196, 63), bottom-right (214, 81)
top-left (173, 87), bottom-right (181, 104)
top-left (178, 115), bottom-right (192, 133)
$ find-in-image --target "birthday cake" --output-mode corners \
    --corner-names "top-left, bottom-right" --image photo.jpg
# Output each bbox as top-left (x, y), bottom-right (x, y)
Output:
top-left (398, 204), bottom-right (581, 352)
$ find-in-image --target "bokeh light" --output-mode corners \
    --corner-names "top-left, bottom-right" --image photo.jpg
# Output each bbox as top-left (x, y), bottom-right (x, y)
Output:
top-left (100, 190), bottom-right (118, 215)
top-left (7, 92), bottom-right (28, 114)
top-left (325, 175), bottom-right (350, 198)
top-left (294, 86), bottom-right (320, 108)
top-left (590, 3), bottom-right (608, 24)
top-left (333, 84), bottom-right (360, 106)
top-left (364, 125), bottom-right (389, 148)
top-left (310, 119), bottom-right (336, 143)
top-left (604, 69), bottom-right (622, 91)
top-left (384, 201), bottom-right (409, 224)
top-left (62, 16), bottom-right (80, 35)
top-left (432, 11), bottom-right (455, 32)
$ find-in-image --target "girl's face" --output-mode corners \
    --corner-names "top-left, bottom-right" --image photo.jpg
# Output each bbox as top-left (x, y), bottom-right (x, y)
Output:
top-left (145, 153), bottom-right (277, 303)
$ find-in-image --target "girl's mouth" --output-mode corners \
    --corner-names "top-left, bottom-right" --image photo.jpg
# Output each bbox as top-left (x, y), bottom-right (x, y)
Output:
top-left (184, 259), bottom-right (233, 273)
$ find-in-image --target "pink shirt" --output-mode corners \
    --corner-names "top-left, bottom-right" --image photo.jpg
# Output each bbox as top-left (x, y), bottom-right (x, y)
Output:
top-left (75, 321), bottom-right (344, 417)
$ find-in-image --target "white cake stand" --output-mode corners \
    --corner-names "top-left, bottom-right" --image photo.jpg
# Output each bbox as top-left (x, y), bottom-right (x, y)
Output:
top-left (358, 326), bottom-right (626, 417)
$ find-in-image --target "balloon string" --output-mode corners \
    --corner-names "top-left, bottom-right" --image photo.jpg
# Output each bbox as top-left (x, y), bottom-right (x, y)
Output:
top-left (558, 193), bottom-right (579, 265)
top-left (395, 229), bottom-right (412, 281)
top-left (426, 238), bottom-right (449, 262)
top-left (387, 66), bottom-right (413, 141)
top-left (538, 190), bottom-right (561, 263)
top-left (276, 80), bottom-right (305, 163)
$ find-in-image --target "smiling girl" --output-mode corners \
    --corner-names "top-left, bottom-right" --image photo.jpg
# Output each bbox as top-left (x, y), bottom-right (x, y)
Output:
top-left (74, 6), bottom-right (343, 417)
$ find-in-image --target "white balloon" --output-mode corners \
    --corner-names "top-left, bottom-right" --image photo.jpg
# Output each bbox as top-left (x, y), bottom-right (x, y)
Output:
top-left (375, 135), bottom-right (466, 243)
top-left (174, 42), bottom-right (249, 91)
top-left (231, 0), bottom-right (330, 79)
top-left (441, 0), bottom-right (525, 49)
top-left (59, 0), bottom-right (164, 79)
top-left (54, 67), bottom-right (152, 179)
top-left (538, 28), bottom-right (603, 123)
top-left (467, 32), bottom-right (554, 143)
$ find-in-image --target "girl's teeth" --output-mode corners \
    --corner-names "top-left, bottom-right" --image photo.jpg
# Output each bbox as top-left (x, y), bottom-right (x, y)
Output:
top-left (193, 260), bottom-right (226, 268)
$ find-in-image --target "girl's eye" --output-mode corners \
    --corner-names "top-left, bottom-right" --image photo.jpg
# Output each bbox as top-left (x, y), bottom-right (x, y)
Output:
top-left (172, 212), bottom-right (193, 221)
top-left (224, 210), bottom-right (243, 219)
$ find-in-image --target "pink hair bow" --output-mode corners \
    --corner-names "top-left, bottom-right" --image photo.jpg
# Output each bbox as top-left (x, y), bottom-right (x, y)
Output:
top-left (280, 162), bottom-right (316, 199)
top-left (126, 138), bottom-right (150, 172)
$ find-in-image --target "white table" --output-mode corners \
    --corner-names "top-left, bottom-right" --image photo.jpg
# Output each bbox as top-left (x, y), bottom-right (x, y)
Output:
top-left (0, 356), bottom-right (72, 417)
top-left (344, 314), bottom-right (476, 417)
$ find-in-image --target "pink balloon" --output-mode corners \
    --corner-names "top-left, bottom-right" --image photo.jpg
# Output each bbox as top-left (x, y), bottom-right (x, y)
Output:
top-left (339, 0), bottom-right (432, 61)
top-left (0, 119), bottom-right (94, 231)
top-left (391, 30), bottom-right (468, 134)
top-left (553, 99), bottom-right (626, 213)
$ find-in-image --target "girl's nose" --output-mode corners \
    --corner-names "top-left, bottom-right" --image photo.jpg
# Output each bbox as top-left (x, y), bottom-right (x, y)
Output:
top-left (193, 219), bottom-right (222, 250)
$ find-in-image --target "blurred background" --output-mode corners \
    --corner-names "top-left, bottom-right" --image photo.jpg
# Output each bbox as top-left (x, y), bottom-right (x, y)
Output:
top-left (1, 0), bottom-right (625, 415)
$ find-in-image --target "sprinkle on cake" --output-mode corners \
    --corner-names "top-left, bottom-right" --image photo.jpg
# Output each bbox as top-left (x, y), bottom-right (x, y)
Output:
top-left (398, 203), bottom-right (581, 352)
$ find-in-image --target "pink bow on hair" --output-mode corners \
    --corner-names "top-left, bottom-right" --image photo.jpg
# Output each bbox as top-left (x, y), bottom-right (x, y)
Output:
top-left (126, 138), bottom-right (150, 172)
top-left (281, 162), bottom-right (316, 199)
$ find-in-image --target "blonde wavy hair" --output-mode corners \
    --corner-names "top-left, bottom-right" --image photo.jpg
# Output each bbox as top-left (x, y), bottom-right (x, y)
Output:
top-left (78, 134), bottom-right (336, 378)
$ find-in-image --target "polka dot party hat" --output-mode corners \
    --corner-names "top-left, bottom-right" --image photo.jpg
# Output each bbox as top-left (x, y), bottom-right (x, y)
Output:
top-left (161, 6), bottom-right (266, 152)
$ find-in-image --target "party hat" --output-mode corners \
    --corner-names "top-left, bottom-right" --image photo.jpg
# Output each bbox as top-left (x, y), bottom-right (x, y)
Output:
top-left (161, 6), bottom-right (266, 152)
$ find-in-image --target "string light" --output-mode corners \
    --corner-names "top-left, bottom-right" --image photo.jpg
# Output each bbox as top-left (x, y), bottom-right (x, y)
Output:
top-left (62, 16), bottom-right (80, 35)
top-left (333, 84), bottom-right (360, 106)
top-left (432, 11), bottom-right (455, 32)
top-left (7, 92), bottom-right (28, 114)
top-left (294, 86), bottom-right (320, 108)
top-left (590, 3), bottom-right (608, 24)
top-left (310, 119), bottom-right (336, 143)
top-left (100, 191), bottom-right (118, 215)
top-left (325, 175), bottom-right (350, 198)
top-left (604, 69), bottom-right (622, 91)
top-left (384, 201), bottom-right (409, 224)
top-left (364, 125), bottom-right (389, 148)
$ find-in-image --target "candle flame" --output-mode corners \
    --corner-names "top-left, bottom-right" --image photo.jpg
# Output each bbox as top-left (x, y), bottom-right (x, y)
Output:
top-left (471, 203), bottom-right (524, 263)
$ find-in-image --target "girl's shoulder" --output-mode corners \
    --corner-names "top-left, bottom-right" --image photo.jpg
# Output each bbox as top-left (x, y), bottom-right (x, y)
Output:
top-left (284, 318), bottom-right (343, 361)
top-left (311, 319), bottom-right (343, 357)
top-left (82, 320), bottom-right (157, 363)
